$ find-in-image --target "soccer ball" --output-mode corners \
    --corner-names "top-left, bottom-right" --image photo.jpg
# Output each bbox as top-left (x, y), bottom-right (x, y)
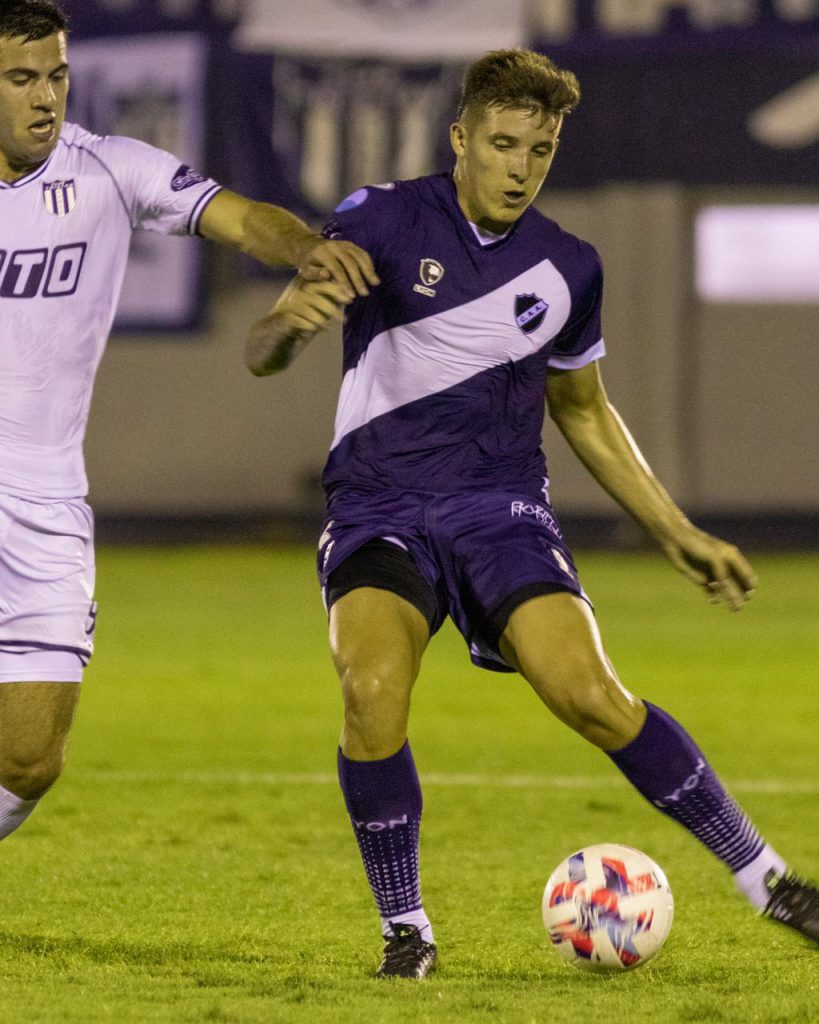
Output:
top-left (542, 843), bottom-right (674, 972)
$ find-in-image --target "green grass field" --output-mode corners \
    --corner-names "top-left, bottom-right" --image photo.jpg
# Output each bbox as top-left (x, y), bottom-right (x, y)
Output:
top-left (0, 546), bottom-right (815, 1023)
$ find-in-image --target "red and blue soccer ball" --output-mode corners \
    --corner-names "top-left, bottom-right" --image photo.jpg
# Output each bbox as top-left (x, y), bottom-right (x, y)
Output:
top-left (542, 843), bottom-right (674, 972)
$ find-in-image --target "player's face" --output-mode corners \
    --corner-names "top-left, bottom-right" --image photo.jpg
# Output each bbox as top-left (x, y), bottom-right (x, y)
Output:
top-left (0, 31), bottom-right (68, 181)
top-left (451, 103), bottom-right (562, 233)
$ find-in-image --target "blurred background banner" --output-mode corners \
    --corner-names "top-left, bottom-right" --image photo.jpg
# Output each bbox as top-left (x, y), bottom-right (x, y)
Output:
top-left (220, 2), bottom-right (819, 225)
top-left (226, 0), bottom-right (526, 219)
top-left (64, 0), bottom-right (239, 37)
top-left (530, 0), bottom-right (819, 41)
top-left (67, 33), bottom-right (210, 329)
top-left (221, 53), bottom-right (464, 220)
top-left (64, 2), bottom-right (819, 223)
top-left (535, 46), bottom-right (819, 190)
top-left (234, 0), bottom-right (527, 60)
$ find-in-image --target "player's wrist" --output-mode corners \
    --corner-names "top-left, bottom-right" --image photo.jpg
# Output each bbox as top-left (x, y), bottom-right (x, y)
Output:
top-left (644, 509), bottom-right (696, 546)
top-left (293, 232), bottom-right (325, 267)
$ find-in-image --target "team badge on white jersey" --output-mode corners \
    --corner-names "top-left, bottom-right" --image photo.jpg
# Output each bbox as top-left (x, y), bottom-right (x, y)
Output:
top-left (42, 179), bottom-right (77, 217)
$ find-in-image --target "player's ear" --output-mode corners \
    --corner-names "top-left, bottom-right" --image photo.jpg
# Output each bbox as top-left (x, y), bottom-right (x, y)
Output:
top-left (450, 121), bottom-right (467, 158)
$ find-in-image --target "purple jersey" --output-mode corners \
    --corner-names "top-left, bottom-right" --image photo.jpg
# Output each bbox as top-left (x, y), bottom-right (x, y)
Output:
top-left (321, 173), bottom-right (605, 503)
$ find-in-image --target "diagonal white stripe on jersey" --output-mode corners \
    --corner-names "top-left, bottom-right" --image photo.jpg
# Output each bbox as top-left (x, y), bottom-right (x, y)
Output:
top-left (331, 258), bottom-right (573, 450)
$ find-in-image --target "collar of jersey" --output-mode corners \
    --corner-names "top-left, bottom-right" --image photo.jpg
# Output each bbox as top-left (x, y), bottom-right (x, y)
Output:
top-left (0, 149), bottom-right (57, 190)
top-left (444, 172), bottom-right (526, 252)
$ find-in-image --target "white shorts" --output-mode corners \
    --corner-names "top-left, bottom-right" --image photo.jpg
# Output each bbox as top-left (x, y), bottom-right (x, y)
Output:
top-left (0, 494), bottom-right (96, 683)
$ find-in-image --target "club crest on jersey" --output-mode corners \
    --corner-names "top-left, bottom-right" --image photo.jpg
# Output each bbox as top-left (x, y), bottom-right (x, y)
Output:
top-left (414, 258), bottom-right (445, 297)
top-left (42, 179), bottom-right (76, 217)
top-left (515, 293), bottom-right (549, 334)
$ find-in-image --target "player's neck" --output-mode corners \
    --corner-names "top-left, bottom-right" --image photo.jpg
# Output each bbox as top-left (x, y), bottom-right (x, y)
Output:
top-left (469, 221), bottom-right (509, 245)
top-left (452, 170), bottom-right (517, 237)
top-left (0, 154), bottom-right (46, 184)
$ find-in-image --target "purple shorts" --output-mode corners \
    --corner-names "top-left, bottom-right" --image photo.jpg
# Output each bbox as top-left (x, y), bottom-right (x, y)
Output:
top-left (318, 488), bottom-right (590, 672)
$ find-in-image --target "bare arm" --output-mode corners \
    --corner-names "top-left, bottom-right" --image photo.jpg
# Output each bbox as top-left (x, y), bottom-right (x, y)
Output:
top-left (198, 190), bottom-right (379, 296)
top-left (245, 276), bottom-right (349, 376)
top-left (545, 360), bottom-right (756, 610)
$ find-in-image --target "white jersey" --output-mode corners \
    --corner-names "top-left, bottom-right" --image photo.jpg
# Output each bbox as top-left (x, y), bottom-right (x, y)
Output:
top-left (0, 122), bottom-right (222, 499)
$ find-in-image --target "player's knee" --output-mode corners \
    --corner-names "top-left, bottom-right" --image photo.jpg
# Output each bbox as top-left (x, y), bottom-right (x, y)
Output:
top-left (340, 664), bottom-right (407, 718)
top-left (0, 746), bottom-right (65, 800)
top-left (337, 659), bottom-right (413, 752)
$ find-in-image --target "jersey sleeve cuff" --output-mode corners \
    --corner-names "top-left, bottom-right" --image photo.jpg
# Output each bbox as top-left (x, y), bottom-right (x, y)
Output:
top-left (189, 183), bottom-right (224, 236)
top-left (547, 337), bottom-right (606, 371)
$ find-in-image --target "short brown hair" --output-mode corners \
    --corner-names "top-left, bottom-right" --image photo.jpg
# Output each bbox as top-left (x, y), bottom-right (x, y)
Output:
top-left (0, 0), bottom-right (67, 42)
top-left (456, 49), bottom-right (580, 124)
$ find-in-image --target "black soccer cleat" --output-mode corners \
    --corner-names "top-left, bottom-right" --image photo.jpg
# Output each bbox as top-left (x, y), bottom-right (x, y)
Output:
top-left (763, 870), bottom-right (819, 942)
top-left (376, 923), bottom-right (438, 979)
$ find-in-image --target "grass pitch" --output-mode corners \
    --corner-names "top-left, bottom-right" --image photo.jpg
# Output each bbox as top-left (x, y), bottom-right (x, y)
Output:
top-left (0, 546), bottom-right (815, 1023)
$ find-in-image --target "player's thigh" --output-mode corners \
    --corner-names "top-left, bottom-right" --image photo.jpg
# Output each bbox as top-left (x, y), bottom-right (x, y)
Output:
top-left (330, 586), bottom-right (430, 699)
top-left (0, 495), bottom-right (97, 659)
top-left (499, 592), bottom-right (644, 746)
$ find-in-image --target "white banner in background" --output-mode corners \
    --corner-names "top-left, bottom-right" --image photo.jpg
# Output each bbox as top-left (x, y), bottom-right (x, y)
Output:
top-left (233, 0), bottom-right (527, 60)
top-left (67, 34), bottom-right (208, 331)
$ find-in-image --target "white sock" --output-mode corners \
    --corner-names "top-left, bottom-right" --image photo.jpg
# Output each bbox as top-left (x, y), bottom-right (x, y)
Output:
top-left (733, 843), bottom-right (787, 909)
top-left (382, 909), bottom-right (434, 943)
top-left (0, 784), bottom-right (39, 840)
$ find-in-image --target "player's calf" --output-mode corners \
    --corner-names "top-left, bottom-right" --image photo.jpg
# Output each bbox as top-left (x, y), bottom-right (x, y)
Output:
top-left (500, 591), bottom-right (645, 749)
top-left (0, 743), bottom-right (65, 801)
top-left (0, 720), bottom-right (72, 839)
top-left (0, 678), bottom-right (79, 834)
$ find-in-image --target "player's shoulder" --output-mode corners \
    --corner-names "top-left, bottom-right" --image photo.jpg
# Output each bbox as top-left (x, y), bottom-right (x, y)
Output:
top-left (58, 121), bottom-right (138, 157)
top-left (333, 177), bottom-right (409, 214)
top-left (59, 122), bottom-right (177, 176)
top-left (526, 205), bottom-right (602, 271)
top-left (55, 121), bottom-right (104, 156)
top-left (58, 121), bottom-right (92, 145)
top-left (332, 173), bottom-right (444, 217)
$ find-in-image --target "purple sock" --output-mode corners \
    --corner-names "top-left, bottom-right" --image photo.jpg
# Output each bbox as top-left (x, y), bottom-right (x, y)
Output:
top-left (337, 741), bottom-right (423, 919)
top-left (607, 702), bottom-right (765, 872)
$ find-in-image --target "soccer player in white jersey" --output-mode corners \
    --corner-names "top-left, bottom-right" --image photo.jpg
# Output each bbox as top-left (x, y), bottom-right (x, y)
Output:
top-left (0, 0), bottom-right (378, 846)
top-left (248, 50), bottom-right (818, 976)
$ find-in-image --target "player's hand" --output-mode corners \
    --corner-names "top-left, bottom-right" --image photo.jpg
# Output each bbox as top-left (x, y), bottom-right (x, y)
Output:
top-left (298, 238), bottom-right (380, 298)
top-left (659, 526), bottom-right (757, 611)
top-left (275, 276), bottom-right (351, 333)
top-left (245, 276), bottom-right (351, 376)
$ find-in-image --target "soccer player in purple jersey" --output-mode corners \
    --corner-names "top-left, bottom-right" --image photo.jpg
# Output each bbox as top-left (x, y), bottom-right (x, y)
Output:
top-left (0, 0), bottom-right (377, 852)
top-left (248, 50), bottom-right (818, 976)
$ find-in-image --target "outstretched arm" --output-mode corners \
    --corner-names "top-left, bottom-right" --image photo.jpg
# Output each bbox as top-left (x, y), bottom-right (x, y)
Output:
top-left (545, 361), bottom-right (756, 610)
top-left (198, 190), bottom-right (379, 296)
top-left (245, 276), bottom-right (349, 376)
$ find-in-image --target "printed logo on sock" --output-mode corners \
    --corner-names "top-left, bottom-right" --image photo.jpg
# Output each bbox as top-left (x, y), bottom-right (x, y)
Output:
top-left (353, 814), bottom-right (409, 832)
top-left (653, 758), bottom-right (707, 808)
